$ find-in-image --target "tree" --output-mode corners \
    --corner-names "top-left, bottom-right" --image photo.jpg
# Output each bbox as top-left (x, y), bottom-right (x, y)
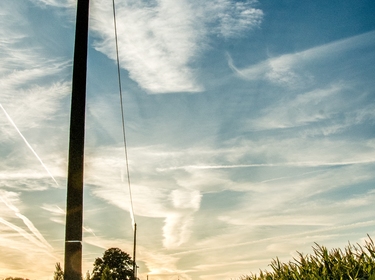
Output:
top-left (84, 270), bottom-right (91, 280)
top-left (91, 248), bottom-right (133, 280)
top-left (53, 263), bottom-right (64, 280)
top-left (100, 266), bottom-right (113, 280)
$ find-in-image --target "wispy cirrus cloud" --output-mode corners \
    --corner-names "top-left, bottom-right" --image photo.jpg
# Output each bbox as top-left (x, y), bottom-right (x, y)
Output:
top-left (0, 1), bottom-right (71, 189)
top-left (228, 30), bottom-right (375, 88)
top-left (82, 127), bottom-right (375, 251)
top-left (1, 1), bottom-right (373, 279)
top-left (0, 81), bottom-right (70, 187)
top-left (29, 0), bottom-right (75, 8)
top-left (206, 0), bottom-right (263, 38)
top-left (0, 5), bottom-right (69, 277)
top-left (90, 0), bottom-right (205, 93)
top-left (84, 147), bottom-right (203, 249)
top-left (41, 204), bottom-right (65, 224)
top-left (245, 80), bottom-right (375, 134)
top-left (246, 83), bottom-right (345, 130)
top-left (0, 82), bottom-right (70, 140)
top-left (90, 0), bottom-right (262, 93)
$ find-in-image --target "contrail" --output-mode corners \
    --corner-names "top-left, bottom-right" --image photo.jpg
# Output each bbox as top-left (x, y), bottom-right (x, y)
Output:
top-left (158, 159), bottom-right (375, 172)
top-left (0, 103), bottom-right (59, 186)
top-left (0, 217), bottom-right (46, 248)
top-left (0, 192), bottom-right (53, 250)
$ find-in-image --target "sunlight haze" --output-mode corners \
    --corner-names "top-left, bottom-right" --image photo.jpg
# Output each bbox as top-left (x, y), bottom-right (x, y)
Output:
top-left (1, 0), bottom-right (375, 279)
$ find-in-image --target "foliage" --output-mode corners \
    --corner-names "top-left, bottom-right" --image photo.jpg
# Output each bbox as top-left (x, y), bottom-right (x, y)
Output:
top-left (242, 235), bottom-right (375, 280)
top-left (100, 266), bottom-right (114, 280)
top-left (53, 262), bottom-right (64, 280)
top-left (91, 248), bottom-right (134, 280)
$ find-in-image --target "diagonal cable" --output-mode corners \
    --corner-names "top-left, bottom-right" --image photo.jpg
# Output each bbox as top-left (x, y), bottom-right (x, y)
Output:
top-left (112, 0), bottom-right (135, 226)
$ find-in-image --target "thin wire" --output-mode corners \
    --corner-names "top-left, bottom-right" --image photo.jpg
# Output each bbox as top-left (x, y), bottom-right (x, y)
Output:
top-left (112, 0), bottom-right (136, 225)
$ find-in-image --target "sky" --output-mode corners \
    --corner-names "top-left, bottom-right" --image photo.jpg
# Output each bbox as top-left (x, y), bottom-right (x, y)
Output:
top-left (1, 0), bottom-right (375, 279)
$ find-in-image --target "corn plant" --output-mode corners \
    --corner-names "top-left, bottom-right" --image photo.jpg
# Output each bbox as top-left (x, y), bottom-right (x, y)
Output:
top-left (241, 235), bottom-right (375, 280)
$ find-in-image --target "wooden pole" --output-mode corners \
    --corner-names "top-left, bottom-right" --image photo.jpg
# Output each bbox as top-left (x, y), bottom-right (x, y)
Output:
top-left (64, 0), bottom-right (89, 279)
top-left (133, 223), bottom-right (137, 280)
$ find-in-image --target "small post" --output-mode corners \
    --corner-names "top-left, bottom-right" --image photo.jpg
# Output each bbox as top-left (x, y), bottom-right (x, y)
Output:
top-left (133, 223), bottom-right (137, 280)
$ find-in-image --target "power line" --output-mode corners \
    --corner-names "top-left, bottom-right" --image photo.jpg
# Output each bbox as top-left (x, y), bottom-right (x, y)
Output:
top-left (111, 1), bottom-right (137, 279)
top-left (111, 0), bottom-right (136, 225)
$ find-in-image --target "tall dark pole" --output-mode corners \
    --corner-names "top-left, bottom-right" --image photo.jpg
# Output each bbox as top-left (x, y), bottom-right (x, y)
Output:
top-left (64, 0), bottom-right (89, 279)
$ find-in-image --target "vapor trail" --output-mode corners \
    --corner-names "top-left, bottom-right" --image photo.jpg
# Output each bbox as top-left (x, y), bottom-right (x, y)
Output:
top-left (0, 217), bottom-right (45, 248)
top-left (0, 191), bottom-right (53, 250)
top-left (0, 103), bottom-right (59, 186)
top-left (158, 159), bottom-right (375, 171)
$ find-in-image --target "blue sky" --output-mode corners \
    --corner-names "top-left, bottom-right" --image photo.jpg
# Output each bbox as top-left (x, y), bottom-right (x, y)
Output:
top-left (1, 0), bottom-right (375, 279)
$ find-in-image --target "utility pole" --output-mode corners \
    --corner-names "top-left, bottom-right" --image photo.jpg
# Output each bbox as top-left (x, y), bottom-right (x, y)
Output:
top-left (64, 0), bottom-right (89, 279)
top-left (133, 223), bottom-right (137, 280)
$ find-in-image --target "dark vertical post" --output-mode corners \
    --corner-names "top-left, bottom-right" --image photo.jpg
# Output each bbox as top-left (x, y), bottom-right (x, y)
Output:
top-left (133, 223), bottom-right (137, 280)
top-left (64, 0), bottom-right (89, 280)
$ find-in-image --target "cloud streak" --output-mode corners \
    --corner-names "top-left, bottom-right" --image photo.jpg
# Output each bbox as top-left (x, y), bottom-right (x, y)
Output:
top-left (229, 30), bottom-right (375, 87)
top-left (0, 104), bottom-right (59, 186)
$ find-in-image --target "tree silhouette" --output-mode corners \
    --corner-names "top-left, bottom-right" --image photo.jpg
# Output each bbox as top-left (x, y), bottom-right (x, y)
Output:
top-left (91, 248), bottom-right (133, 280)
top-left (53, 263), bottom-right (64, 280)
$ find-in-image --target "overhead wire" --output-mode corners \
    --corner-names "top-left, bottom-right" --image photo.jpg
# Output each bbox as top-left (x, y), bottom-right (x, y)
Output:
top-left (111, 0), bottom-right (136, 228)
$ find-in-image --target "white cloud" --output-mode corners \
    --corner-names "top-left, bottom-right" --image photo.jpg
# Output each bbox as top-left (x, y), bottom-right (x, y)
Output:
top-left (90, 0), bottom-right (205, 93)
top-left (90, 0), bottom-right (262, 93)
top-left (82, 132), bottom-right (375, 250)
top-left (84, 147), bottom-right (203, 249)
top-left (0, 1), bottom-right (71, 190)
top-left (0, 5), bottom-right (70, 277)
top-left (207, 0), bottom-right (263, 38)
top-left (169, 189), bottom-right (201, 210)
top-left (29, 0), bottom-right (76, 8)
top-left (163, 212), bottom-right (194, 248)
top-left (1, 2), bottom-right (373, 279)
top-left (228, 51), bottom-right (312, 88)
top-left (229, 30), bottom-right (375, 88)
top-left (41, 204), bottom-right (66, 224)
top-left (162, 189), bottom-right (202, 248)
top-left (243, 79), bottom-right (375, 135)
top-left (247, 83), bottom-right (344, 130)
